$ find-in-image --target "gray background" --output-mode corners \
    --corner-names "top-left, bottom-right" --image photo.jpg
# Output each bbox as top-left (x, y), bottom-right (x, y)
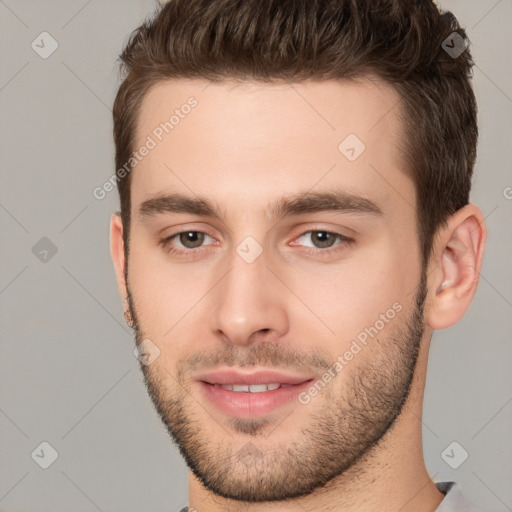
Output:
top-left (0, 0), bottom-right (511, 511)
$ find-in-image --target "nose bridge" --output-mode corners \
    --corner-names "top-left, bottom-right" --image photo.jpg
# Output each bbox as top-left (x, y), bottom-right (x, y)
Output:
top-left (209, 240), bottom-right (288, 345)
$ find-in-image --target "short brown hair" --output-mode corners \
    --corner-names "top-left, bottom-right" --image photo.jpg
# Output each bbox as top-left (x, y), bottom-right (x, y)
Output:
top-left (113, 0), bottom-right (477, 269)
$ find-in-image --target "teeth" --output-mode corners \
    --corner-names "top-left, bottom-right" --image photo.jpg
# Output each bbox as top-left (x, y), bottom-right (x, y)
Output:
top-left (248, 384), bottom-right (277, 393)
top-left (216, 383), bottom-right (282, 392)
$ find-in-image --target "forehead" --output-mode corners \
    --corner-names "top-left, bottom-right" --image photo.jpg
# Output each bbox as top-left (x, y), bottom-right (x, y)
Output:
top-left (130, 76), bottom-right (412, 220)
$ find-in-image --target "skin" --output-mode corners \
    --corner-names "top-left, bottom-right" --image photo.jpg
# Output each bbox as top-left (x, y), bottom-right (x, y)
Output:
top-left (110, 76), bottom-right (486, 512)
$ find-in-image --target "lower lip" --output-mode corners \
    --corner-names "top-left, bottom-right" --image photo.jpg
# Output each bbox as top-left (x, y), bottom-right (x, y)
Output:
top-left (198, 380), bottom-right (313, 419)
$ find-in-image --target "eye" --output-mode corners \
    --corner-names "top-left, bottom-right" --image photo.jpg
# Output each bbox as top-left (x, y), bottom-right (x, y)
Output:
top-left (159, 229), bottom-right (353, 259)
top-left (296, 230), bottom-right (339, 249)
top-left (291, 230), bottom-right (353, 255)
top-left (159, 231), bottom-right (216, 255)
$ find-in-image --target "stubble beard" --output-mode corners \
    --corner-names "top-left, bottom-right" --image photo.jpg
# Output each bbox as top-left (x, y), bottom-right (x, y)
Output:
top-left (126, 268), bottom-right (427, 502)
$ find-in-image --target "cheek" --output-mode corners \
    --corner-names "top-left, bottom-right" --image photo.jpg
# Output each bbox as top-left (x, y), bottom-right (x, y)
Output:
top-left (286, 250), bottom-right (406, 332)
top-left (127, 246), bottom-right (206, 330)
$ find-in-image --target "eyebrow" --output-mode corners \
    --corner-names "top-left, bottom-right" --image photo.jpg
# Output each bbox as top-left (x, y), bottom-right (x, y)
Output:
top-left (137, 189), bottom-right (384, 223)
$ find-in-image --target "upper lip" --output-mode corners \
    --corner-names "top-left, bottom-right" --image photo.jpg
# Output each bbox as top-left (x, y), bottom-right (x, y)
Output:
top-left (196, 368), bottom-right (314, 386)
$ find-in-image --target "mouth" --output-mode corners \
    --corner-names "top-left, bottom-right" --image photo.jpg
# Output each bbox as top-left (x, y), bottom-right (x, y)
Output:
top-left (195, 369), bottom-right (315, 419)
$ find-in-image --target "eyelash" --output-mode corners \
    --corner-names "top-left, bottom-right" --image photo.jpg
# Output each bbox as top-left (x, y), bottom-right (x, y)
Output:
top-left (159, 229), bottom-right (354, 259)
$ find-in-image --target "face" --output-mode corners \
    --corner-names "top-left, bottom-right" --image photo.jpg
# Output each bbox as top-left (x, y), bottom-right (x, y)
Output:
top-left (119, 77), bottom-right (428, 501)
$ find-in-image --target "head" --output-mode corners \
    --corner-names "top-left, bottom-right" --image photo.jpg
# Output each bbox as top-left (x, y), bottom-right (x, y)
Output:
top-left (110, 0), bottom-right (486, 504)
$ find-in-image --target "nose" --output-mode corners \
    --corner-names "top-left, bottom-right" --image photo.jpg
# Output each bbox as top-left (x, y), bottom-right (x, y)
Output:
top-left (209, 244), bottom-right (289, 346)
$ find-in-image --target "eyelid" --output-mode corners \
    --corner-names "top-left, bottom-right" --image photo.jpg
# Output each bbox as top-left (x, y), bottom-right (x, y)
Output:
top-left (293, 221), bottom-right (357, 238)
top-left (289, 222), bottom-right (354, 240)
top-left (290, 230), bottom-right (352, 245)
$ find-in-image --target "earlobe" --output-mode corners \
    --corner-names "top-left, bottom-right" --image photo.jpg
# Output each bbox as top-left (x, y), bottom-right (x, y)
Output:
top-left (424, 204), bottom-right (487, 331)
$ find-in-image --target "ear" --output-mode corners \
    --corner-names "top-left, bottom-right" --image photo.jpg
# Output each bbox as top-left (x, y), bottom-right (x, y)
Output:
top-left (424, 204), bottom-right (487, 330)
top-left (110, 212), bottom-right (129, 312)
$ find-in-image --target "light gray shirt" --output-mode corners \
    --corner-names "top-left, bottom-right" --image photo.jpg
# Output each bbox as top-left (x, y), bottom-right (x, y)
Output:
top-left (177, 481), bottom-right (479, 511)
top-left (435, 481), bottom-right (479, 511)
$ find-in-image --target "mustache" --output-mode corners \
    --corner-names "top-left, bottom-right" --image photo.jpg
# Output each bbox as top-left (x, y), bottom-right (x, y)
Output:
top-left (174, 341), bottom-right (332, 380)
